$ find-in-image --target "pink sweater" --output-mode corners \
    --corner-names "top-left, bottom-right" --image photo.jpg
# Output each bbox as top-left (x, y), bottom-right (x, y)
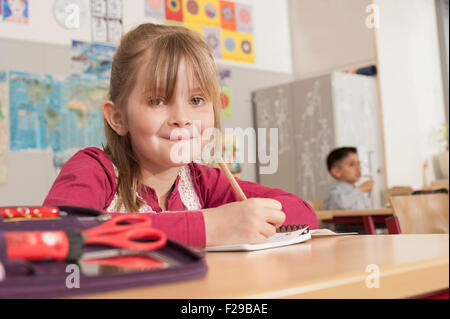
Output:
top-left (43, 147), bottom-right (318, 247)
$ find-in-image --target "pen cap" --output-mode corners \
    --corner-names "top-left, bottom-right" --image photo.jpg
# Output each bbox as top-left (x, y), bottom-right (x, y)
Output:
top-left (5, 231), bottom-right (70, 261)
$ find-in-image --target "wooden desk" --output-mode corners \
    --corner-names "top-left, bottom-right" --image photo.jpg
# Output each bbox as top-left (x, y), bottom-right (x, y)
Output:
top-left (316, 208), bottom-right (398, 234)
top-left (316, 208), bottom-right (394, 219)
top-left (76, 234), bottom-right (449, 299)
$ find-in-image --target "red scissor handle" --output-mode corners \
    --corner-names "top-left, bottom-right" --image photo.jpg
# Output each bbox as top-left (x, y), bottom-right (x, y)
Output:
top-left (82, 214), bottom-right (166, 251)
top-left (85, 227), bottom-right (167, 251)
top-left (82, 214), bottom-right (152, 237)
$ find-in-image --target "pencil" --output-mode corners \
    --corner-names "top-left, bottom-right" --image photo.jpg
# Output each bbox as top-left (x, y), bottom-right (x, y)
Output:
top-left (217, 159), bottom-right (247, 201)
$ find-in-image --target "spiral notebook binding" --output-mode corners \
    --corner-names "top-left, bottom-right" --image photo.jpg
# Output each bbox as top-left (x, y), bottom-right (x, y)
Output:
top-left (277, 224), bottom-right (309, 233)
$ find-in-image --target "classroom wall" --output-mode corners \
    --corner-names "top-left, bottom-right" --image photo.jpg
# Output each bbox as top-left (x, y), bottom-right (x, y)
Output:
top-left (288, 0), bottom-right (376, 79)
top-left (0, 41), bottom-right (293, 206)
top-left (374, 0), bottom-right (447, 189)
top-left (0, 0), bottom-right (293, 74)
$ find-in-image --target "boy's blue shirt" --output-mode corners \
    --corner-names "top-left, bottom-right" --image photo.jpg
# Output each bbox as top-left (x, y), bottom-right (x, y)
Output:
top-left (323, 181), bottom-right (368, 210)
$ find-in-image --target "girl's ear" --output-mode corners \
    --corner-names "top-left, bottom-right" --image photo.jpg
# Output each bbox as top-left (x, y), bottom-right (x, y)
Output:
top-left (103, 101), bottom-right (128, 136)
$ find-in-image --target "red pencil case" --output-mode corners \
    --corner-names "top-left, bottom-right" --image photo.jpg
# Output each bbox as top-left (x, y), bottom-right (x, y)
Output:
top-left (0, 205), bottom-right (207, 298)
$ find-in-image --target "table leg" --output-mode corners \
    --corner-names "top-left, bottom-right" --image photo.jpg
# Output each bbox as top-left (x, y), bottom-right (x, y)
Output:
top-left (385, 216), bottom-right (402, 234)
top-left (363, 216), bottom-right (376, 234)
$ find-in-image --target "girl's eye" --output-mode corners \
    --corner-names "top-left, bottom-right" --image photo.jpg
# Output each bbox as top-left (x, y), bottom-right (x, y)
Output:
top-left (191, 97), bottom-right (205, 106)
top-left (148, 98), bottom-right (165, 106)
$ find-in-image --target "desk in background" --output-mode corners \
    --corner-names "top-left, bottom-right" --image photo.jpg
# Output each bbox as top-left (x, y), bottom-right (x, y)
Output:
top-left (316, 208), bottom-right (400, 234)
top-left (75, 234), bottom-right (449, 299)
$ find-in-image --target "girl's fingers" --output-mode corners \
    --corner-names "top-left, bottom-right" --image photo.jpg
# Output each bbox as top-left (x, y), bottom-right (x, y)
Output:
top-left (249, 232), bottom-right (268, 244)
top-left (261, 208), bottom-right (286, 228)
top-left (259, 221), bottom-right (277, 238)
top-left (247, 198), bottom-right (282, 210)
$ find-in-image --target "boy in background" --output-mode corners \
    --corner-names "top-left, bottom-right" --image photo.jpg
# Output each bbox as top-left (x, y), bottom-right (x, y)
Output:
top-left (324, 147), bottom-right (374, 210)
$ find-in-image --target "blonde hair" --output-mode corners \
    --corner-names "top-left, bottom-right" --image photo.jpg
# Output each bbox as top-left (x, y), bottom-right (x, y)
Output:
top-left (104, 23), bottom-right (222, 212)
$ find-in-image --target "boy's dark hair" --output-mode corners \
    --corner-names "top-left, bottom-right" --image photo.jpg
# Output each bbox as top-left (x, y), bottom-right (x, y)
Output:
top-left (326, 147), bottom-right (357, 172)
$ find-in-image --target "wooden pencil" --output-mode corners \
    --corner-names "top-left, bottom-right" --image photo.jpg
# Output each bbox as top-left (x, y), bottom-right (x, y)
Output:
top-left (217, 159), bottom-right (247, 201)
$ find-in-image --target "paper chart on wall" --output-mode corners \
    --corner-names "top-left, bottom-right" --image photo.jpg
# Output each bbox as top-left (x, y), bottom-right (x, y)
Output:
top-left (183, 0), bottom-right (202, 25)
top-left (201, 0), bottom-right (220, 27)
top-left (71, 40), bottom-right (116, 85)
top-left (0, 71), bottom-right (8, 185)
top-left (2, 0), bottom-right (29, 24)
top-left (91, 0), bottom-right (123, 44)
top-left (220, 86), bottom-right (232, 119)
top-left (144, 0), bottom-right (254, 64)
top-left (8, 71), bottom-right (107, 153)
top-left (235, 2), bottom-right (253, 33)
top-left (165, 0), bottom-right (183, 22)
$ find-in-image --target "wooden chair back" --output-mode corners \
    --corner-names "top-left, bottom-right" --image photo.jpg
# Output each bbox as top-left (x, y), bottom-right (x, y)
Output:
top-left (308, 200), bottom-right (323, 211)
top-left (390, 194), bottom-right (449, 234)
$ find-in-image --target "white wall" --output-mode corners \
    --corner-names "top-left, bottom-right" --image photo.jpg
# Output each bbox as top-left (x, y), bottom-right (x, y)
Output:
top-left (0, 0), bottom-right (292, 74)
top-left (0, 1), bottom-right (294, 205)
top-left (288, 0), bottom-right (376, 79)
top-left (374, 0), bottom-right (447, 189)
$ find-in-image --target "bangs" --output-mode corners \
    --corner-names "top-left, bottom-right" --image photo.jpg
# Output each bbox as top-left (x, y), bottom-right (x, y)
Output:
top-left (141, 31), bottom-right (219, 103)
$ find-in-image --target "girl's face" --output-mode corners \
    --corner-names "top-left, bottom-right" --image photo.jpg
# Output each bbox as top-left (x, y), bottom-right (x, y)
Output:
top-left (125, 59), bottom-right (216, 170)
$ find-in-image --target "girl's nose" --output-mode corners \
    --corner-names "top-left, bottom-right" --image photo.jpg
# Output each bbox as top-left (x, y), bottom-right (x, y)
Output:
top-left (167, 105), bottom-right (193, 127)
top-left (168, 118), bottom-right (193, 127)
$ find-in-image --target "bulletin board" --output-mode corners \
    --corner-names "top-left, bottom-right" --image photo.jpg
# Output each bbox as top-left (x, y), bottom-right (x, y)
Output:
top-left (145, 0), bottom-right (255, 63)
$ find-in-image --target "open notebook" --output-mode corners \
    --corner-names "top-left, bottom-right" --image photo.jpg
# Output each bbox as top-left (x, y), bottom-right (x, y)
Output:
top-left (205, 226), bottom-right (357, 252)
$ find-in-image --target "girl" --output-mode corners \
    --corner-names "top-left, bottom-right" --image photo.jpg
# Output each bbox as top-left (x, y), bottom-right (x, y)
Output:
top-left (44, 23), bottom-right (317, 248)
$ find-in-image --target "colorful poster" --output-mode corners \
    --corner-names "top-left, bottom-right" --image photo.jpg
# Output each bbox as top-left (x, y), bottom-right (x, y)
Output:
top-left (203, 26), bottom-right (222, 59)
top-left (235, 32), bottom-right (254, 63)
top-left (2, 0), bottom-right (28, 24)
top-left (165, 0), bottom-right (183, 22)
top-left (145, 0), bottom-right (165, 20)
top-left (58, 75), bottom-right (107, 151)
top-left (0, 71), bottom-right (8, 185)
top-left (71, 40), bottom-right (116, 85)
top-left (220, 86), bottom-right (232, 119)
top-left (201, 0), bottom-right (220, 27)
top-left (221, 29), bottom-right (238, 61)
top-left (211, 134), bottom-right (241, 178)
top-left (9, 72), bottom-right (62, 151)
top-left (184, 22), bottom-right (203, 38)
top-left (219, 1), bottom-right (236, 30)
top-left (9, 71), bottom-right (107, 152)
top-left (235, 3), bottom-right (252, 33)
top-left (147, 0), bottom-right (254, 64)
top-left (165, 19), bottom-right (184, 27)
top-left (183, 0), bottom-right (202, 25)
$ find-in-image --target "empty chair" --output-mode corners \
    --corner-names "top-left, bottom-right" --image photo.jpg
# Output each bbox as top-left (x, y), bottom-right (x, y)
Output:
top-left (390, 194), bottom-right (449, 234)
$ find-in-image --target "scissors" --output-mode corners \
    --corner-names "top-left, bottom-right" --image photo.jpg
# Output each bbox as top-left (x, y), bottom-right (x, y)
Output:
top-left (79, 214), bottom-right (166, 251)
top-left (5, 214), bottom-right (167, 262)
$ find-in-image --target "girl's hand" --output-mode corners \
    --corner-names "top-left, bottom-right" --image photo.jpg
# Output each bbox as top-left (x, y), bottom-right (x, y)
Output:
top-left (202, 198), bottom-right (286, 246)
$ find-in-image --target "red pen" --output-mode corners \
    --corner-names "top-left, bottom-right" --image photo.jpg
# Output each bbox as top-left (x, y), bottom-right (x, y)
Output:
top-left (0, 206), bottom-right (59, 220)
top-left (0, 206), bottom-right (111, 222)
